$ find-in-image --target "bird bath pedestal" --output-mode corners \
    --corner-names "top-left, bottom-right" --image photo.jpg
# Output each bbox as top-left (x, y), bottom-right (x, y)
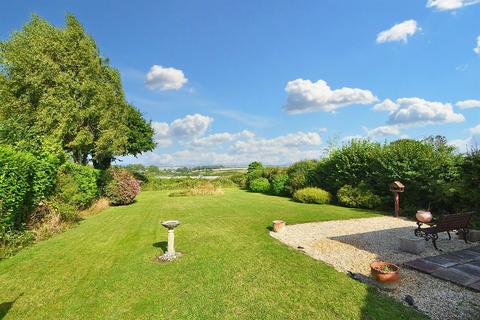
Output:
top-left (157, 220), bottom-right (182, 262)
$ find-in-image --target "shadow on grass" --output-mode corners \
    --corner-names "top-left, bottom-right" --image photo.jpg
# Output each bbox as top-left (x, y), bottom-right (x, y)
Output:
top-left (152, 241), bottom-right (168, 252)
top-left (360, 286), bottom-right (424, 319)
top-left (0, 293), bottom-right (23, 319)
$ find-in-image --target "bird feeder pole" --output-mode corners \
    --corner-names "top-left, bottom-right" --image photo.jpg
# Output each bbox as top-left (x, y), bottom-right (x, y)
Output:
top-left (389, 181), bottom-right (405, 217)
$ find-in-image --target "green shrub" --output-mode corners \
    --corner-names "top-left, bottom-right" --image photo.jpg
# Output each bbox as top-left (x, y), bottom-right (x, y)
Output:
top-left (55, 162), bottom-right (100, 210)
top-left (337, 185), bottom-right (381, 209)
top-left (0, 145), bottom-right (59, 229)
top-left (286, 160), bottom-right (318, 194)
top-left (293, 187), bottom-right (331, 204)
top-left (103, 167), bottom-right (140, 205)
top-left (270, 174), bottom-right (288, 195)
top-left (248, 178), bottom-right (270, 193)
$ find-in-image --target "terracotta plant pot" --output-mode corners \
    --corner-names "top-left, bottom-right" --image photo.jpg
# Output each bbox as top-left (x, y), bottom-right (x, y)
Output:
top-left (370, 261), bottom-right (400, 290)
top-left (272, 220), bottom-right (286, 233)
top-left (416, 210), bottom-right (432, 223)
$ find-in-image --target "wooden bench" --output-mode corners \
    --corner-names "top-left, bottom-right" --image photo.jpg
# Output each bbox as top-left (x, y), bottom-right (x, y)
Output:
top-left (414, 212), bottom-right (474, 250)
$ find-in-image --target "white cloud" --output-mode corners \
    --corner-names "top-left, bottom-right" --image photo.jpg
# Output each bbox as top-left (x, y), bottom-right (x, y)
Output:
top-left (365, 125), bottom-right (402, 137)
top-left (151, 114), bottom-right (213, 147)
top-left (376, 20), bottom-right (419, 44)
top-left (474, 36), bottom-right (480, 55)
top-left (170, 114), bottom-right (213, 138)
top-left (427, 0), bottom-right (480, 11)
top-left (151, 121), bottom-right (172, 146)
top-left (284, 79), bottom-right (377, 114)
top-left (372, 99), bottom-right (399, 112)
top-left (191, 130), bottom-right (255, 147)
top-left (145, 65), bottom-right (188, 91)
top-left (386, 98), bottom-right (464, 126)
top-left (456, 99), bottom-right (480, 109)
top-left (367, 97), bottom-right (465, 138)
top-left (469, 123), bottom-right (480, 135)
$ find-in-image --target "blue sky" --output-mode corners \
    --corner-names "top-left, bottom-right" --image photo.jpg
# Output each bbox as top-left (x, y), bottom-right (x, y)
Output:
top-left (2, 0), bottom-right (480, 166)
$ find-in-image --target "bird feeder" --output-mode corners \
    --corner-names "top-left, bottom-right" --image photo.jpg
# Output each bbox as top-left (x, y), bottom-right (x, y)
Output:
top-left (390, 181), bottom-right (404, 217)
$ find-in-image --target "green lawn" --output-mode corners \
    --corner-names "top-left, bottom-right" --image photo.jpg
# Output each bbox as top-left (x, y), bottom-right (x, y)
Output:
top-left (0, 189), bottom-right (425, 319)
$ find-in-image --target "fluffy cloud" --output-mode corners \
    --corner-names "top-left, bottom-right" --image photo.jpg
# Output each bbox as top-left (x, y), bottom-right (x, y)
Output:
top-left (284, 79), bottom-right (377, 114)
top-left (151, 122), bottom-right (172, 146)
top-left (191, 130), bottom-right (255, 147)
top-left (474, 36), bottom-right (480, 55)
top-left (151, 114), bottom-right (213, 146)
top-left (456, 99), bottom-right (480, 109)
top-left (365, 125), bottom-right (402, 137)
top-left (427, 0), bottom-right (480, 10)
top-left (145, 65), bottom-right (188, 91)
top-left (372, 99), bottom-right (399, 112)
top-left (381, 98), bottom-right (464, 126)
top-left (367, 97), bottom-right (464, 137)
top-left (170, 114), bottom-right (213, 138)
top-left (376, 20), bottom-right (419, 44)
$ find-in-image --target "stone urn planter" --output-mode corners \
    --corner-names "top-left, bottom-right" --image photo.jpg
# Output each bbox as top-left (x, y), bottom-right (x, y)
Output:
top-left (272, 220), bottom-right (286, 233)
top-left (370, 261), bottom-right (400, 290)
top-left (416, 210), bottom-right (433, 223)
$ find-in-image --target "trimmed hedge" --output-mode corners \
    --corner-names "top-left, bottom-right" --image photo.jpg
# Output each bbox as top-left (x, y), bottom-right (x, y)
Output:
top-left (293, 187), bottom-right (331, 204)
top-left (337, 185), bottom-right (381, 209)
top-left (0, 145), bottom-right (59, 228)
top-left (248, 177), bottom-right (270, 193)
top-left (103, 167), bottom-right (140, 205)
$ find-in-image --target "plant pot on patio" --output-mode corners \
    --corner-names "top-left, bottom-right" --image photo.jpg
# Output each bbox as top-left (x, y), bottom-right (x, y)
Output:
top-left (272, 220), bottom-right (286, 233)
top-left (370, 261), bottom-right (400, 290)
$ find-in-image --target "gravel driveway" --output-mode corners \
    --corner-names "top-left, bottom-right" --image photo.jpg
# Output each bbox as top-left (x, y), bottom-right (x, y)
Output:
top-left (270, 216), bottom-right (480, 320)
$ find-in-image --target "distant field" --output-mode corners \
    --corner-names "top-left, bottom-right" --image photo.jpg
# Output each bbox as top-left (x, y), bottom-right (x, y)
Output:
top-left (0, 189), bottom-right (425, 319)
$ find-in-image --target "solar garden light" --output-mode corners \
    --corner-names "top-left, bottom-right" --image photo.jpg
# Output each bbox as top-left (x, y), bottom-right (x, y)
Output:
top-left (158, 220), bottom-right (181, 261)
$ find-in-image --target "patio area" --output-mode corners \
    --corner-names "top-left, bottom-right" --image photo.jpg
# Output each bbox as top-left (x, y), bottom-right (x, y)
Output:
top-left (271, 216), bottom-right (480, 320)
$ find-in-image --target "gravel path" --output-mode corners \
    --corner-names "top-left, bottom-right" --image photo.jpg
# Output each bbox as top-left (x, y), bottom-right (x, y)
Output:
top-left (271, 216), bottom-right (480, 320)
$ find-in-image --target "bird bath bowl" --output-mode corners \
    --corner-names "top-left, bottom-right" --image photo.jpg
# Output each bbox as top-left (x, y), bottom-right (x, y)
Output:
top-left (161, 220), bottom-right (181, 230)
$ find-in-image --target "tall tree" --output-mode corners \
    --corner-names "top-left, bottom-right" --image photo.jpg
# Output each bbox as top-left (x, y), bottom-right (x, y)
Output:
top-left (0, 15), bottom-right (155, 169)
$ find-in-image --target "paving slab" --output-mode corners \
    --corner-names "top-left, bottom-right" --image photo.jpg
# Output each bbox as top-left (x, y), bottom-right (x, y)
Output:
top-left (424, 255), bottom-right (460, 267)
top-left (404, 259), bottom-right (444, 274)
top-left (432, 268), bottom-right (480, 286)
top-left (467, 281), bottom-right (480, 291)
top-left (448, 250), bottom-right (478, 263)
top-left (452, 264), bottom-right (480, 278)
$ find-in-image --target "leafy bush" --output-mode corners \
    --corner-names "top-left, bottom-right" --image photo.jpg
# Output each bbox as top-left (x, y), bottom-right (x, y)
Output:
top-left (248, 178), bottom-right (270, 193)
top-left (0, 145), bottom-right (59, 229)
top-left (103, 168), bottom-right (140, 205)
top-left (337, 185), bottom-right (381, 209)
top-left (286, 160), bottom-right (318, 194)
top-left (293, 187), bottom-right (331, 204)
top-left (55, 162), bottom-right (100, 210)
top-left (270, 173), bottom-right (289, 195)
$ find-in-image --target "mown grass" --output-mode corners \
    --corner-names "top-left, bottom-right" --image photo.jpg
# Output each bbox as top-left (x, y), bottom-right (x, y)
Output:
top-left (0, 189), bottom-right (426, 319)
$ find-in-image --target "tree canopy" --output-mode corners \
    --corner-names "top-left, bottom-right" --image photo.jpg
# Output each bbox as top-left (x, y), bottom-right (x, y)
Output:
top-left (0, 15), bottom-right (155, 169)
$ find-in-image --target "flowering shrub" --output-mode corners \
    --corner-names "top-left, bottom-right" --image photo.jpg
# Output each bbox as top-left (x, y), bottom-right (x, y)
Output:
top-left (104, 168), bottom-right (140, 205)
